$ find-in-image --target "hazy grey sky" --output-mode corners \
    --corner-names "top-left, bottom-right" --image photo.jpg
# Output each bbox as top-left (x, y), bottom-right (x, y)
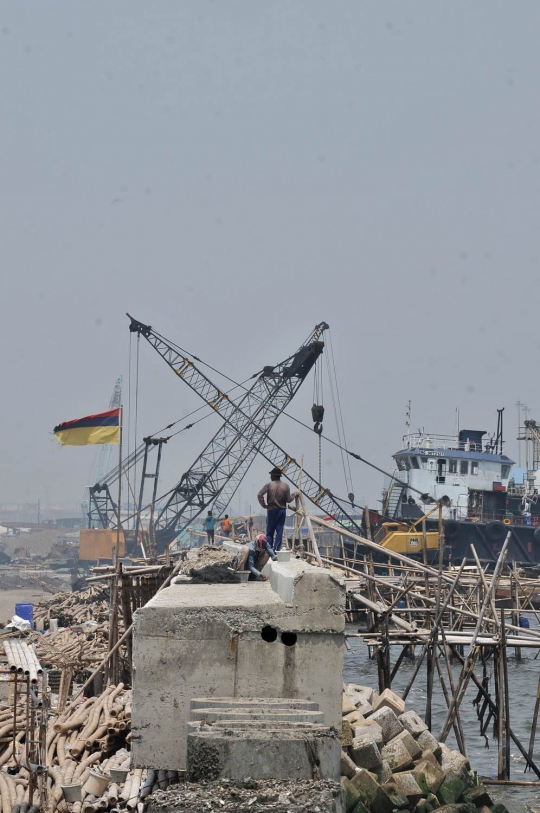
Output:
top-left (2, 1), bottom-right (539, 515)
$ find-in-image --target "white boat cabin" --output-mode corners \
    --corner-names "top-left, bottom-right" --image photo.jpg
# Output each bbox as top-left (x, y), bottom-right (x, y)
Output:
top-left (385, 429), bottom-right (514, 520)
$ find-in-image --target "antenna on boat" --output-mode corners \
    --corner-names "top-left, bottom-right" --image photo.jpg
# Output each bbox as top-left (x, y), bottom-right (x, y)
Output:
top-left (405, 400), bottom-right (411, 434)
top-left (495, 407), bottom-right (505, 455)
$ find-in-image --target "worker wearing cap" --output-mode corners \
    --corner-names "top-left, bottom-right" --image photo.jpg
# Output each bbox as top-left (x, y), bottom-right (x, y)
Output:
top-left (232, 534), bottom-right (277, 580)
top-left (257, 467), bottom-right (297, 552)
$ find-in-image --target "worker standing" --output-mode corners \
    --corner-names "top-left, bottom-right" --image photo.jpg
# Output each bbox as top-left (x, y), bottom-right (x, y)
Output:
top-left (257, 467), bottom-right (297, 552)
top-left (204, 511), bottom-right (215, 545)
top-left (221, 514), bottom-right (232, 538)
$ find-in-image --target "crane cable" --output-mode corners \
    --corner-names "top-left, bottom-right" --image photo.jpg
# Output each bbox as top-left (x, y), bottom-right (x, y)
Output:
top-left (325, 331), bottom-right (355, 504)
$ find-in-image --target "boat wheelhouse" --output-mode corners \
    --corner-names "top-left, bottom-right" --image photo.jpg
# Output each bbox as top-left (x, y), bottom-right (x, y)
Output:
top-left (383, 429), bottom-right (514, 523)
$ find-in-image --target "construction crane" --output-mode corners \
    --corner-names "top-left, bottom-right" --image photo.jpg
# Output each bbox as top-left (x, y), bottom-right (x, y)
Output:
top-left (127, 316), bottom-right (362, 551)
top-left (85, 323), bottom-right (327, 542)
top-left (127, 315), bottom-right (329, 551)
top-left (81, 377), bottom-right (122, 526)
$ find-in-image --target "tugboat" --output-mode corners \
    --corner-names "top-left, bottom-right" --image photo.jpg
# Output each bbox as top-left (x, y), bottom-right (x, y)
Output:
top-left (379, 418), bottom-right (540, 564)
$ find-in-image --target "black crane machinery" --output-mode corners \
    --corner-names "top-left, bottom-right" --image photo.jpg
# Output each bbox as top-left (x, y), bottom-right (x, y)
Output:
top-left (125, 315), bottom-right (362, 553)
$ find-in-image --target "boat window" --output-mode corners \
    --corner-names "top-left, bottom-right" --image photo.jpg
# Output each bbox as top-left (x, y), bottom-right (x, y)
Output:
top-left (404, 457), bottom-right (411, 470)
top-left (421, 456), bottom-right (428, 468)
top-left (460, 460), bottom-right (468, 475)
top-left (396, 458), bottom-right (406, 471)
top-left (411, 456), bottom-right (420, 469)
top-left (501, 464), bottom-right (511, 479)
top-left (449, 460), bottom-right (457, 474)
top-left (471, 461), bottom-right (479, 475)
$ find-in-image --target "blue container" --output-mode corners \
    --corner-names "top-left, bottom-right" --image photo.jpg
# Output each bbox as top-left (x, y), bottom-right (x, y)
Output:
top-left (15, 603), bottom-right (33, 628)
top-left (519, 616), bottom-right (530, 629)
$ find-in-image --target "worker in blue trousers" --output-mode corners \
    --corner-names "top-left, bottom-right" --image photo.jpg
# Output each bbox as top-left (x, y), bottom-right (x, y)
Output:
top-left (257, 467), bottom-right (297, 551)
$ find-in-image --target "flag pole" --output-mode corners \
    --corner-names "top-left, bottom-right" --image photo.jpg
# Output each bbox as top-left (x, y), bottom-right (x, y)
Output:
top-left (116, 405), bottom-right (123, 554)
top-left (109, 405), bottom-right (123, 684)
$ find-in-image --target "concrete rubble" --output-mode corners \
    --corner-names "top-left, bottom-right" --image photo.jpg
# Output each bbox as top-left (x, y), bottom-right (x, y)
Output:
top-left (340, 683), bottom-right (509, 813)
top-left (147, 778), bottom-right (343, 813)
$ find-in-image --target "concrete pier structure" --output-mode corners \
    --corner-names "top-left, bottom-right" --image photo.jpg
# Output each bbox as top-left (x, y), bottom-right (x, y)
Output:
top-left (131, 555), bottom-right (345, 770)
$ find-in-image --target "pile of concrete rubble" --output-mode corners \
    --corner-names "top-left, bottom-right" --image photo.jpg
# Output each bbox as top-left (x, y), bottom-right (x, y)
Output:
top-left (340, 683), bottom-right (506, 813)
top-left (148, 778), bottom-right (343, 813)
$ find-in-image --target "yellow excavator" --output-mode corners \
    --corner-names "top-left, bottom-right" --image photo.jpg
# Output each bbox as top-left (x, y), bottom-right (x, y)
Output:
top-left (374, 505), bottom-right (441, 554)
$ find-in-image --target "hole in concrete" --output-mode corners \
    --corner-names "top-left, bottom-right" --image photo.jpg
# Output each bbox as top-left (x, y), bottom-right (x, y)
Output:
top-left (261, 625), bottom-right (278, 643)
top-left (280, 632), bottom-right (297, 647)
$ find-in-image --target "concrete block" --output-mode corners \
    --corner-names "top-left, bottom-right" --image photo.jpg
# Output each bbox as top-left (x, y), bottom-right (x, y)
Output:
top-left (187, 726), bottom-right (340, 781)
top-left (438, 772), bottom-right (467, 805)
top-left (190, 697), bottom-right (319, 710)
top-left (361, 717), bottom-right (383, 732)
top-left (348, 692), bottom-right (373, 711)
top-left (380, 783), bottom-right (410, 809)
top-left (341, 721), bottom-right (353, 747)
top-left (390, 729), bottom-right (422, 759)
top-left (440, 749), bottom-right (471, 778)
top-left (352, 725), bottom-right (383, 750)
top-left (340, 750), bottom-right (357, 780)
top-left (350, 736), bottom-right (383, 772)
top-left (390, 772), bottom-right (424, 806)
top-left (416, 729), bottom-right (442, 758)
top-left (342, 695), bottom-right (356, 715)
top-left (346, 685), bottom-right (375, 705)
top-left (462, 784), bottom-right (492, 807)
top-left (380, 739), bottom-right (414, 772)
top-left (341, 776), bottom-right (363, 813)
top-left (349, 767), bottom-right (379, 799)
top-left (375, 759), bottom-right (393, 785)
top-left (343, 709), bottom-right (366, 725)
top-left (350, 771), bottom-right (394, 813)
top-left (420, 749), bottom-right (440, 767)
top-left (412, 758), bottom-right (445, 794)
top-left (190, 707), bottom-right (325, 724)
top-left (368, 706), bottom-right (404, 743)
top-left (373, 688), bottom-right (405, 716)
top-left (132, 560), bottom-right (345, 770)
top-left (399, 709), bottom-right (428, 738)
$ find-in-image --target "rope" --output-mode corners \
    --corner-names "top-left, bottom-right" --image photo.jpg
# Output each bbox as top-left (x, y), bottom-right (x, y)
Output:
top-left (325, 332), bottom-right (354, 499)
top-left (133, 334), bottom-right (140, 505)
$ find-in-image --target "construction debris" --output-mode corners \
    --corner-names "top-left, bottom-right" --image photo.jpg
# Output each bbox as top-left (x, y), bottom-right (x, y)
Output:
top-left (178, 545), bottom-right (237, 583)
top-left (148, 778), bottom-right (343, 813)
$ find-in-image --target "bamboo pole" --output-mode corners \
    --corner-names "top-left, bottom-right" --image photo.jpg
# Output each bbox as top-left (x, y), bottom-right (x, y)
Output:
top-left (438, 535), bottom-right (510, 743)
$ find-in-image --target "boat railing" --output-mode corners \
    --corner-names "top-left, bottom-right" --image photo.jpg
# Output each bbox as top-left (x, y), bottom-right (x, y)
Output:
top-left (466, 508), bottom-right (540, 526)
top-left (402, 432), bottom-right (460, 450)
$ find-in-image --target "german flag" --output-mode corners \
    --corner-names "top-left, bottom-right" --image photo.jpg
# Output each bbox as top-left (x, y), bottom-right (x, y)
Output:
top-left (53, 408), bottom-right (120, 446)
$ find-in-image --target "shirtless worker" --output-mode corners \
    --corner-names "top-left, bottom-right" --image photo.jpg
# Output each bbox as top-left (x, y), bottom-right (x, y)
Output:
top-left (257, 467), bottom-right (298, 552)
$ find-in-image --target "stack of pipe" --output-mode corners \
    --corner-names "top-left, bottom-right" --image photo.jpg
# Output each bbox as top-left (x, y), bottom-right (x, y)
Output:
top-left (0, 684), bottom-right (181, 813)
top-left (30, 625), bottom-right (112, 670)
top-left (3, 641), bottom-right (42, 684)
top-left (33, 586), bottom-right (112, 628)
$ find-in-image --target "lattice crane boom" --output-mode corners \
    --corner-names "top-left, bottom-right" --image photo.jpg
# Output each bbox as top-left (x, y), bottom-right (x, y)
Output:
top-left (127, 316), bottom-right (361, 548)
